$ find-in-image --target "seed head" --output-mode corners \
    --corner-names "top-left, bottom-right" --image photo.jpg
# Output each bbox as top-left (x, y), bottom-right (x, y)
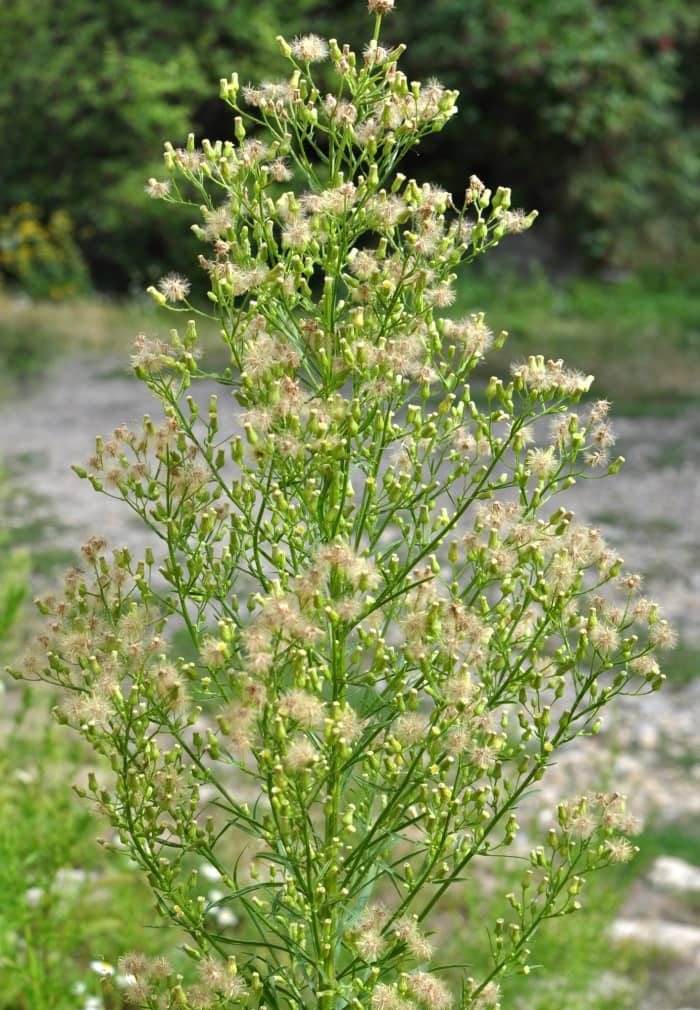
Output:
top-left (280, 689), bottom-right (326, 727)
top-left (394, 915), bottom-right (433, 960)
top-left (334, 703), bottom-right (363, 743)
top-left (368, 0), bottom-right (395, 13)
top-left (266, 157), bottom-right (293, 182)
top-left (648, 619), bottom-right (678, 649)
top-left (407, 971), bottom-right (453, 1010)
top-left (145, 178), bottom-right (171, 198)
top-left (424, 282), bottom-right (455, 307)
top-left (372, 984), bottom-right (402, 1010)
top-left (363, 41), bottom-right (390, 66)
top-left (394, 713), bottom-right (430, 745)
top-left (291, 34), bottom-right (329, 63)
top-left (606, 837), bottom-right (637, 863)
top-left (526, 446), bottom-right (558, 480)
top-left (157, 273), bottom-right (191, 303)
top-left (203, 204), bottom-right (233, 239)
top-left (472, 982), bottom-right (501, 1009)
top-left (285, 737), bottom-right (318, 771)
top-left (152, 661), bottom-right (188, 713)
top-left (356, 929), bottom-right (385, 961)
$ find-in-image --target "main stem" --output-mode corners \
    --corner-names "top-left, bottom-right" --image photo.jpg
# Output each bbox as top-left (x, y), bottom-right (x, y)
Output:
top-left (318, 620), bottom-right (347, 1010)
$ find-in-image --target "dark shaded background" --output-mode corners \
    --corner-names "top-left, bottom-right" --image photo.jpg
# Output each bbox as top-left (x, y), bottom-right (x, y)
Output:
top-left (1, 0), bottom-right (699, 295)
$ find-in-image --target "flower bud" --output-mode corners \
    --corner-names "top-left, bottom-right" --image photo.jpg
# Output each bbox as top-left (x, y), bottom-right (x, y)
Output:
top-left (146, 285), bottom-right (167, 306)
top-left (276, 35), bottom-right (292, 58)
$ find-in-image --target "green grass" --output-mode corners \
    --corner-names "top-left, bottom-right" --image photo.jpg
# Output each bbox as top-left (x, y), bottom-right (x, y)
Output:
top-left (2, 268), bottom-right (699, 407)
top-left (453, 267), bottom-right (700, 409)
top-left (0, 291), bottom-right (222, 395)
top-left (30, 546), bottom-right (80, 577)
top-left (662, 640), bottom-right (700, 689)
top-left (0, 687), bottom-right (196, 1009)
top-left (0, 479), bottom-right (75, 581)
top-left (648, 423), bottom-right (700, 468)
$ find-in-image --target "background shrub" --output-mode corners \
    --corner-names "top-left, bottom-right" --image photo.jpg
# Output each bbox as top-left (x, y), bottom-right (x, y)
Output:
top-left (1, 0), bottom-right (698, 293)
top-left (0, 0), bottom-right (315, 291)
top-left (0, 203), bottom-right (90, 300)
top-left (320, 0), bottom-right (700, 269)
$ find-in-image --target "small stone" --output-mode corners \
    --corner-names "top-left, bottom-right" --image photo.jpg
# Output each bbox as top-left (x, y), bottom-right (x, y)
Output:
top-left (610, 918), bottom-right (700, 963)
top-left (649, 856), bottom-right (700, 893)
top-left (637, 723), bottom-right (659, 749)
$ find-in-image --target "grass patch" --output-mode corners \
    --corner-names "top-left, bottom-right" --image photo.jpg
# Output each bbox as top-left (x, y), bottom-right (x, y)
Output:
top-left (603, 394), bottom-right (700, 418)
top-left (1, 483), bottom-right (72, 581)
top-left (0, 472), bottom-right (79, 581)
top-left (648, 424), bottom-right (700, 469)
top-left (590, 511), bottom-right (681, 537)
top-left (0, 687), bottom-right (197, 1009)
top-left (31, 546), bottom-right (80, 577)
top-left (6, 514), bottom-right (66, 545)
top-left (0, 292), bottom-right (222, 391)
top-left (454, 268), bottom-right (700, 406)
top-left (1, 497), bottom-right (69, 595)
top-left (662, 640), bottom-right (700, 689)
top-left (2, 270), bottom-right (699, 405)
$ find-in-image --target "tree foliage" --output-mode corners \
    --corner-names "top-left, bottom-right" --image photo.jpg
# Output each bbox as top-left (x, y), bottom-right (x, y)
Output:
top-left (1, 0), bottom-right (699, 289)
top-left (0, 0), bottom-right (315, 289)
top-left (320, 0), bottom-right (700, 268)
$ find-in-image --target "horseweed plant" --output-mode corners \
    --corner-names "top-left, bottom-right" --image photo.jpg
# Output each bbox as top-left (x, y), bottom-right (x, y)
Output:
top-left (14, 2), bottom-right (674, 1008)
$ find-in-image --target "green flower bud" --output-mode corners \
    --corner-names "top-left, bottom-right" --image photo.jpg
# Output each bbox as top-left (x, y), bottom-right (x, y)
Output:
top-left (146, 285), bottom-right (167, 306)
top-left (276, 35), bottom-right (292, 58)
top-left (492, 186), bottom-right (512, 210)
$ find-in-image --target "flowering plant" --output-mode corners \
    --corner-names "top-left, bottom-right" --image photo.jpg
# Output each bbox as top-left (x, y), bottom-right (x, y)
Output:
top-left (14, 2), bottom-right (673, 1008)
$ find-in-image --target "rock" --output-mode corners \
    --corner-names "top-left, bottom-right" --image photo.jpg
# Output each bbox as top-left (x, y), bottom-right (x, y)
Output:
top-left (649, 857), bottom-right (700, 894)
top-left (637, 723), bottom-right (660, 749)
top-left (610, 918), bottom-right (700, 963)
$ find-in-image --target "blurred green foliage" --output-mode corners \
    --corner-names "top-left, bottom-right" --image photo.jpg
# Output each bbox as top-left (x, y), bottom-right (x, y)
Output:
top-left (0, 203), bottom-right (90, 301)
top-left (324, 0), bottom-right (700, 269)
top-left (0, 0), bottom-right (316, 291)
top-left (1, 0), bottom-right (698, 292)
top-left (0, 462), bottom-right (29, 653)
